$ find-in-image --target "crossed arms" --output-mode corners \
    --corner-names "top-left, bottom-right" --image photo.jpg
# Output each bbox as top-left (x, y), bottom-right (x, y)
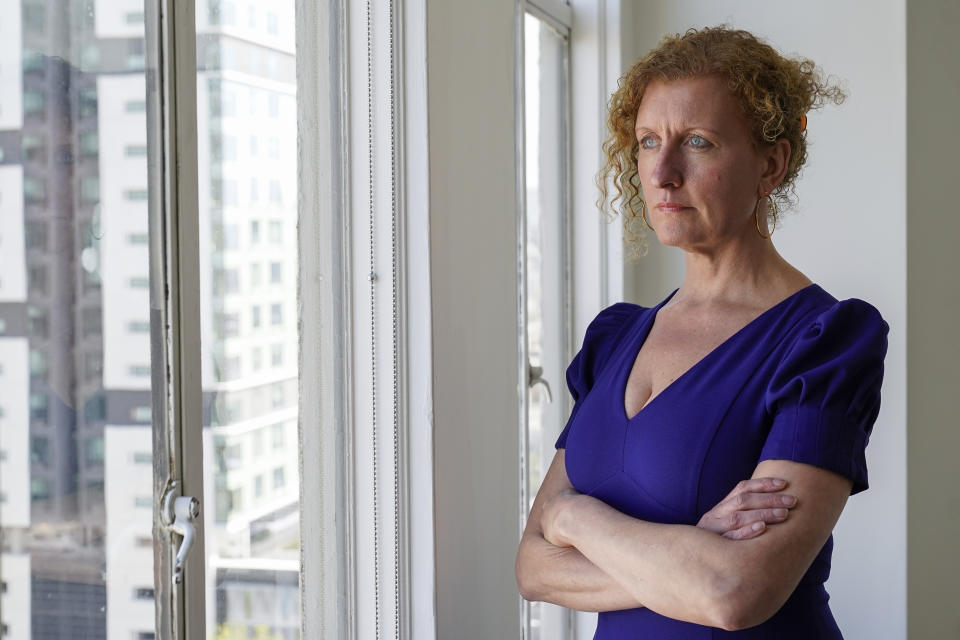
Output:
top-left (515, 449), bottom-right (852, 631)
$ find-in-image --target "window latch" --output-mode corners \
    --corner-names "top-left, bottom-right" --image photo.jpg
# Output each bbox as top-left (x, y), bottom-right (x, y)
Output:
top-left (528, 364), bottom-right (553, 403)
top-left (161, 482), bottom-right (201, 586)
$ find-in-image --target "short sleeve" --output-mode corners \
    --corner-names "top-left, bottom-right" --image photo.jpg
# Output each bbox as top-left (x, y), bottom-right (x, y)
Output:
top-left (555, 302), bottom-right (639, 449)
top-left (760, 299), bottom-right (889, 495)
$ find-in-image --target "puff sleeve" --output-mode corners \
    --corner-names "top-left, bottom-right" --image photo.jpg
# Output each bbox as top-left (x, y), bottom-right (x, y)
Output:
top-left (760, 299), bottom-right (889, 495)
top-left (554, 302), bottom-right (638, 449)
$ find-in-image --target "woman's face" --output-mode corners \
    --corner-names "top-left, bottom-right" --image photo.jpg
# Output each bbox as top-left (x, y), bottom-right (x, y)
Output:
top-left (634, 74), bottom-right (781, 251)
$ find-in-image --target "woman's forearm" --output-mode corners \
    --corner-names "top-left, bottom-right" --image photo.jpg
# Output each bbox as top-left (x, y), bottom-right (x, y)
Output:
top-left (516, 531), bottom-right (646, 612)
top-left (555, 496), bottom-right (735, 627)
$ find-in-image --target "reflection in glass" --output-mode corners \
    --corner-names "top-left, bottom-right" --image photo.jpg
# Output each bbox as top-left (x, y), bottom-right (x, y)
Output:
top-left (197, 3), bottom-right (301, 638)
top-left (0, 1), bottom-right (157, 638)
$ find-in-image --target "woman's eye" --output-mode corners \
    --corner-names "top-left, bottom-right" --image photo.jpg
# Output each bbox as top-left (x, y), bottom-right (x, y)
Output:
top-left (639, 136), bottom-right (658, 150)
top-left (687, 135), bottom-right (711, 148)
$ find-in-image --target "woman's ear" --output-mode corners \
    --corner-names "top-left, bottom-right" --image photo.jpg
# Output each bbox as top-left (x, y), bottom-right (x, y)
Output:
top-left (761, 138), bottom-right (791, 193)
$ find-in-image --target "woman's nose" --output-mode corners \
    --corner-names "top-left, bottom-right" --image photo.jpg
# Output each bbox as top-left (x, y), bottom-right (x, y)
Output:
top-left (649, 147), bottom-right (683, 189)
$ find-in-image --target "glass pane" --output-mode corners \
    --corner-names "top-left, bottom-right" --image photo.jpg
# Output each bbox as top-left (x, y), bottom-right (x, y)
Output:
top-left (0, 1), bottom-right (158, 638)
top-left (524, 13), bottom-right (570, 640)
top-left (196, 3), bottom-right (301, 637)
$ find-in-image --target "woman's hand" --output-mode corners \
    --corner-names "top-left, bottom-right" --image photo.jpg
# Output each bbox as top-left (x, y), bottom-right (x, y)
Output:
top-left (697, 477), bottom-right (797, 540)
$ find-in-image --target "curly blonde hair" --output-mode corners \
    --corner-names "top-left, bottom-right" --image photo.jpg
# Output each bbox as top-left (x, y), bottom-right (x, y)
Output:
top-left (600, 26), bottom-right (846, 256)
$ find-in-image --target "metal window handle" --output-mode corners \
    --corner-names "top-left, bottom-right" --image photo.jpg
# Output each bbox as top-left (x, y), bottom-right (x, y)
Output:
top-left (162, 488), bottom-right (200, 586)
top-left (528, 364), bottom-right (553, 403)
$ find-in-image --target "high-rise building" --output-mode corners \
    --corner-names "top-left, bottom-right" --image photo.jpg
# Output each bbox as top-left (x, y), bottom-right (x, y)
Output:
top-left (0, 1), bottom-right (300, 637)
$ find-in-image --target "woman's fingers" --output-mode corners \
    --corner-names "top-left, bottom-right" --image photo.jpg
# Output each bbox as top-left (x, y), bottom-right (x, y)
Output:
top-left (725, 491), bottom-right (798, 511)
top-left (719, 506), bottom-right (793, 539)
top-left (722, 520), bottom-right (768, 540)
top-left (735, 477), bottom-right (789, 494)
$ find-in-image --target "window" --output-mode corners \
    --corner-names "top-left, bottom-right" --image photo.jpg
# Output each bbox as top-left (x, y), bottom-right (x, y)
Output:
top-left (520, 7), bottom-right (575, 638)
top-left (272, 467), bottom-right (284, 489)
top-left (29, 350), bottom-right (48, 379)
top-left (23, 90), bottom-right (45, 116)
top-left (129, 277), bottom-right (150, 288)
top-left (81, 176), bottom-right (100, 203)
top-left (83, 307), bottom-right (102, 337)
top-left (30, 437), bottom-right (50, 465)
top-left (271, 423), bottom-right (284, 450)
top-left (270, 261), bottom-right (282, 284)
top-left (251, 305), bottom-right (261, 328)
top-left (220, 313), bottom-right (240, 338)
top-left (129, 232), bottom-right (149, 244)
top-left (28, 306), bottom-right (49, 338)
top-left (223, 224), bottom-right (239, 249)
top-left (25, 220), bottom-right (47, 249)
top-left (31, 477), bottom-right (51, 501)
top-left (125, 144), bottom-right (148, 156)
top-left (28, 264), bottom-right (47, 294)
top-left (24, 177), bottom-right (46, 206)
top-left (85, 437), bottom-right (105, 464)
top-left (133, 587), bottom-right (155, 600)
top-left (224, 269), bottom-right (239, 293)
top-left (80, 132), bottom-right (99, 157)
top-left (268, 220), bottom-right (282, 243)
top-left (84, 352), bottom-right (103, 382)
top-left (270, 303), bottom-right (282, 326)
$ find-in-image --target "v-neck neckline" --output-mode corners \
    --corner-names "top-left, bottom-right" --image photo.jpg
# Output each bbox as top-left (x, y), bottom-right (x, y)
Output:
top-left (620, 283), bottom-right (820, 422)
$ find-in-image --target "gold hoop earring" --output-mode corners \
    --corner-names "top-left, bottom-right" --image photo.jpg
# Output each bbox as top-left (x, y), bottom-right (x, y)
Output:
top-left (640, 200), bottom-right (654, 232)
top-left (755, 194), bottom-right (778, 239)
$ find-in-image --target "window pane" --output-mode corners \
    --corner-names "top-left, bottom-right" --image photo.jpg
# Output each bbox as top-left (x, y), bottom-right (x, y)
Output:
top-left (0, 1), bottom-right (158, 639)
top-left (197, 3), bottom-right (301, 636)
top-left (523, 13), bottom-right (571, 640)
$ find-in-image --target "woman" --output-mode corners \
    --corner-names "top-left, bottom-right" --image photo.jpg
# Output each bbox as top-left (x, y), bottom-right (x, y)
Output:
top-left (515, 27), bottom-right (889, 637)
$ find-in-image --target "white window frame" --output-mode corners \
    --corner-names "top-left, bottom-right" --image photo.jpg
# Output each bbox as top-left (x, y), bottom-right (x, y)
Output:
top-left (145, 0), bottom-right (206, 637)
top-left (298, 0), bottom-right (435, 638)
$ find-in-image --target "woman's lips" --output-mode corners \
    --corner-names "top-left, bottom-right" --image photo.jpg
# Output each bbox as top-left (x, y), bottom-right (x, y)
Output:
top-left (655, 202), bottom-right (690, 212)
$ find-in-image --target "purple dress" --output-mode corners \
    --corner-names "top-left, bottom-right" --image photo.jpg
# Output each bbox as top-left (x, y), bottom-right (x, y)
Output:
top-left (555, 284), bottom-right (889, 638)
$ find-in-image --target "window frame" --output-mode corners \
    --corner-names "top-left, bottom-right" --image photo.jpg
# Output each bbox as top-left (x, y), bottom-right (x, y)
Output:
top-left (144, 0), bottom-right (207, 637)
top-left (516, 2), bottom-right (576, 638)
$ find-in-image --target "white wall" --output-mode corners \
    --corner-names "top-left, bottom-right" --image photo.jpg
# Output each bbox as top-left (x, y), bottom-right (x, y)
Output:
top-left (427, 0), bottom-right (521, 637)
top-left (622, 3), bottom-right (907, 638)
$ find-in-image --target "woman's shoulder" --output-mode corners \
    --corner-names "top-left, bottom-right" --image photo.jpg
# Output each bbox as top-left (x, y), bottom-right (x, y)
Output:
top-left (792, 285), bottom-right (889, 339)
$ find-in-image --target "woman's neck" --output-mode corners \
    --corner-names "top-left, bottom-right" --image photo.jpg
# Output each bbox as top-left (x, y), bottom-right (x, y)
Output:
top-left (672, 239), bottom-right (811, 309)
